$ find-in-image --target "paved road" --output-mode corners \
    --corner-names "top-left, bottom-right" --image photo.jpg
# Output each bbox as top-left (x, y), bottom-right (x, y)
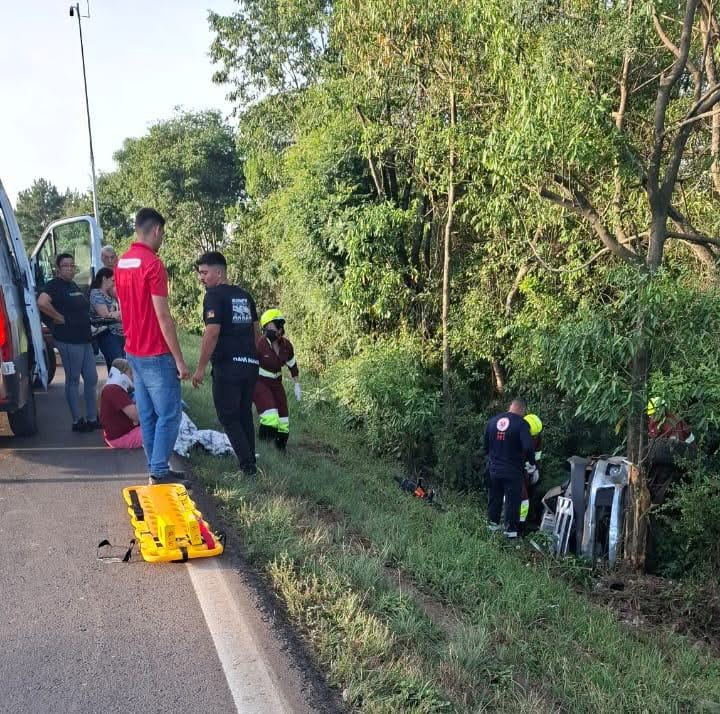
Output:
top-left (0, 368), bottom-right (334, 714)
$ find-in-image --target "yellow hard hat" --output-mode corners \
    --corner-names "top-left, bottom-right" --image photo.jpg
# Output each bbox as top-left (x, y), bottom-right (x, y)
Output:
top-left (524, 413), bottom-right (543, 436)
top-left (646, 397), bottom-right (663, 416)
top-left (260, 308), bottom-right (285, 329)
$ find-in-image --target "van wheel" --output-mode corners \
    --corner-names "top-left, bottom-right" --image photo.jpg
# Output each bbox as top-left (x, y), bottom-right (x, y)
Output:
top-left (8, 389), bottom-right (38, 437)
top-left (45, 344), bottom-right (57, 385)
top-left (33, 344), bottom-right (56, 388)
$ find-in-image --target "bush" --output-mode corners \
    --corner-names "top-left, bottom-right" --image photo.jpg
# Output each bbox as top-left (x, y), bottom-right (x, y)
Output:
top-left (433, 381), bottom-right (488, 490)
top-left (327, 337), bottom-right (441, 470)
top-left (659, 458), bottom-right (720, 577)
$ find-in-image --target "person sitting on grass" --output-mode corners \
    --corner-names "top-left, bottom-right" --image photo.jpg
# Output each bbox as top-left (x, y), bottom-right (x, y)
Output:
top-left (100, 358), bottom-right (142, 449)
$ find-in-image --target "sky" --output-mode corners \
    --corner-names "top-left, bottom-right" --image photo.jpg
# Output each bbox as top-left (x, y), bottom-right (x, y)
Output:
top-left (0, 0), bottom-right (239, 205)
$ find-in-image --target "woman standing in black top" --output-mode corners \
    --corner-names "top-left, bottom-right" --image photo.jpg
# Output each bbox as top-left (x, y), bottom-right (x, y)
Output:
top-left (37, 253), bottom-right (99, 432)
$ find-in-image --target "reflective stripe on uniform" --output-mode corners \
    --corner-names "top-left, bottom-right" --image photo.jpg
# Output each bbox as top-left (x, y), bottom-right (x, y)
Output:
top-left (278, 416), bottom-right (289, 434)
top-left (259, 368), bottom-right (281, 379)
top-left (259, 409), bottom-right (280, 428)
top-left (285, 357), bottom-right (296, 368)
top-left (520, 499), bottom-right (529, 523)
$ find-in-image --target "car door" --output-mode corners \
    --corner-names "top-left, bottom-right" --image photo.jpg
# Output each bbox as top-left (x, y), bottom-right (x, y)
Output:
top-left (0, 179), bottom-right (48, 388)
top-left (30, 215), bottom-right (103, 294)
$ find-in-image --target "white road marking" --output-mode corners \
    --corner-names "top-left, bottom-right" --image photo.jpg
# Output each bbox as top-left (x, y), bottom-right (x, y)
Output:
top-left (186, 558), bottom-right (291, 713)
top-left (4, 446), bottom-right (111, 451)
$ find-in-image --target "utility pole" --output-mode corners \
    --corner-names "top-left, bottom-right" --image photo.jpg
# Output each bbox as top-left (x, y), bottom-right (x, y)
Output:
top-left (69, 2), bottom-right (99, 224)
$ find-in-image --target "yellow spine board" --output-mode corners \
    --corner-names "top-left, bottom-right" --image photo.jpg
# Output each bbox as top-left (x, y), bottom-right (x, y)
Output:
top-left (122, 484), bottom-right (224, 563)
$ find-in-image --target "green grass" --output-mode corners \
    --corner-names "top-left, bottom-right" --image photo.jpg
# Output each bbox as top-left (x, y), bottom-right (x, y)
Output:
top-left (181, 333), bottom-right (720, 713)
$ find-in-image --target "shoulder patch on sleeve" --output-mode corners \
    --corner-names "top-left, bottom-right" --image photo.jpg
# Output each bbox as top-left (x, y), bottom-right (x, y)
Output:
top-left (117, 258), bottom-right (141, 269)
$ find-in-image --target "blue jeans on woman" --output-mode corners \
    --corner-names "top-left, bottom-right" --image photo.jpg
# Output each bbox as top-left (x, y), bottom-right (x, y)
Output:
top-left (126, 353), bottom-right (181, 476)
top-left (55, 341), bottom-right (98, 423)
top-left (96, 331), bottom-right (125, 371)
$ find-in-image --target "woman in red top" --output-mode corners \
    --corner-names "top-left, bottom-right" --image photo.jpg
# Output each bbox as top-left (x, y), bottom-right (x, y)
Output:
top-left (100, 358), bottom-right (143, 449)
top-left (253, 309), bottom-right (300, 450)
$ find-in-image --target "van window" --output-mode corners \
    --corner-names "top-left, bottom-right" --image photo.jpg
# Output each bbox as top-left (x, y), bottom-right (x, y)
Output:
top-left (53, 221), bottom-right (93, 290)
top-left (35, 232), bottom-right (56, 291)
top-left (0, 205), bottom-right (20, 283)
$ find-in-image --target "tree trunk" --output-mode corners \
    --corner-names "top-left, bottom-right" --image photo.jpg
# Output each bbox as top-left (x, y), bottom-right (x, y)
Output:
top-left (624, 338), bottom-right (651, 571)
top-left (701, 7), bottom-right (720, 194)
top-left (647, 209), bottom-right (667, 271)
top-left (442, 83), bottom-right (456, 402)
top-left (491, 360), bottom-right (506, 397)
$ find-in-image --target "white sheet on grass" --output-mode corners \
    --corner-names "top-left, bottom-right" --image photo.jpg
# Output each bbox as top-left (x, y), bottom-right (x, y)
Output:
top-left (174, 412), bottom-right (235, 458)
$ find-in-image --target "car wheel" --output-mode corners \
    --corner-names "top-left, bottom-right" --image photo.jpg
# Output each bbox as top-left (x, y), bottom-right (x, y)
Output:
top-left (8, 388), bottom-right (38, 437)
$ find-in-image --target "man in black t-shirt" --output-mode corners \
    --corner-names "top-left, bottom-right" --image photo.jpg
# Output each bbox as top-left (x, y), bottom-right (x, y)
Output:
top-left (192, 251), bottom-right (260, 476)
top-left (37, 253), bottom-right (99, 432)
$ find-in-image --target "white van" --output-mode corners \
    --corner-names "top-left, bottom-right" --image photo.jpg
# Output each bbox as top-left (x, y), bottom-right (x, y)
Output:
top-left (0, 179), bottom-right (48, 435)
top-left (0, 178), bottom-right (103, 435)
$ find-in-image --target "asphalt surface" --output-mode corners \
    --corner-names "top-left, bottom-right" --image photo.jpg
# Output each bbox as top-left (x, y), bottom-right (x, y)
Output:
top-left (0, 367), bottom-right (340, 714)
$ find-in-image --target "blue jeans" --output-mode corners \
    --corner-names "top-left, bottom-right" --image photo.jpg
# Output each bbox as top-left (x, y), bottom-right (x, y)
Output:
top-left (55, 341), bottom-right (98, 422)
top-left (126, 353), bottom-right (181, 476)
top-left (96, 331), bottom-right (125, 371)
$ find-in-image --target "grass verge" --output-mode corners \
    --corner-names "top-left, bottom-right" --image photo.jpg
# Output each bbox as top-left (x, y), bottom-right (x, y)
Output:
top-left (181, 333), bottom-right (720, 713)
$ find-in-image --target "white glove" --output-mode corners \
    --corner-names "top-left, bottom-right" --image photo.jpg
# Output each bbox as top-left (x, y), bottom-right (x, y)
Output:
top-left (529, 466), bottom-right (540, 485)
top-left (294, 382), bottom-right (302, 402)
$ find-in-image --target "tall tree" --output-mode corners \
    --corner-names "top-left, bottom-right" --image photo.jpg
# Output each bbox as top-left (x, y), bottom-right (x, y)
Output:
top-left (335, 0), bottom-right (509, 399)
top-left (103, 110), bottom-right (244, 326)
top-left (15, 178), bottom-right (65, 249)
top-left (486, 0), bottom-right (720, 569)
top-left (209, 0), bottom-right (331, 106)
top-left (111, 110), bottom-right (243, 254)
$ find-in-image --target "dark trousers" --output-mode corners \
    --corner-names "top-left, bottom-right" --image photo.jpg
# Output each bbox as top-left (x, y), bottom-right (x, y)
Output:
top-left (97, 331), bottom-right (125, 371)
top-left (212, 372), bottom-right (258, 474)
top-left (488, 471), bottom-right (523, 532)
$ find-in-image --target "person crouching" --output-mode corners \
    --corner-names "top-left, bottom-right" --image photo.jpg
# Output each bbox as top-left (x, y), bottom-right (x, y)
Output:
top-left (100, 358), bottom-right (142, 449)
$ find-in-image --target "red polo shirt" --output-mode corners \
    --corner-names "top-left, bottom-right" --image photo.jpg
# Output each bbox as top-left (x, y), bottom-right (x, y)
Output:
top-left (115, 242), bottom-right (170, 357)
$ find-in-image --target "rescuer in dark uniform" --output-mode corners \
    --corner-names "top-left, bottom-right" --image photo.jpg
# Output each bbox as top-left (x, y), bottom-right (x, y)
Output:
top-left (484, 397), bottom-right (536, 538)
top-left (192, 251), bottom-right (260, 477)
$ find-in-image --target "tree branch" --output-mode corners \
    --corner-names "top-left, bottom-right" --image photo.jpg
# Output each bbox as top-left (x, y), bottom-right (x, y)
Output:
top-left (527, 229), bottom-right (610, 273)
top-left (653, 12), bottom-right (702, 96)
top-left (505, 263), bottom-right (531, 317)
top-left (649, 0), bottom-right (699, 199)
top-left (666, 229), bottom-right (720, 246)
top-left (355, 105), bottom-right (385, 199)
top-left (527, 228), bottom-right (642, 274)
top-left (538, 181), bottom-right (642, 264)
top-left (614, 1), bottom-right (633, 246)
top-left (700, 4), bottom-right (720, 193)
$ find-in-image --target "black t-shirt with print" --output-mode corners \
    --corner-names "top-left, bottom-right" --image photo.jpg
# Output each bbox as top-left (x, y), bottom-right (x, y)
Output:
top-left (43, 277), bottom-right (92, 344)
top-left (203, 284), bottom-right (259, 378)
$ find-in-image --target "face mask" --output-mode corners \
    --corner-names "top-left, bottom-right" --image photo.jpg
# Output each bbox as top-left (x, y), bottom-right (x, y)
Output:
top-left (265, 329), bottom-right (278, 342)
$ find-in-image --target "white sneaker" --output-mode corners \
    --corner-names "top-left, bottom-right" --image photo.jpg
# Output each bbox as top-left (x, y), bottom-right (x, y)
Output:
top-left (503, 530), bottom-right (518, 539)
top-left (487, 523), bottom-right (501, 533)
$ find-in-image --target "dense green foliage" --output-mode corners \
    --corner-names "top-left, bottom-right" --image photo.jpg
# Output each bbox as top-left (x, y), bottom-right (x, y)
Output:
top-left (181, 332), bottom-right (720, 712)
top-left (18, 0), bottom-right (720, 571)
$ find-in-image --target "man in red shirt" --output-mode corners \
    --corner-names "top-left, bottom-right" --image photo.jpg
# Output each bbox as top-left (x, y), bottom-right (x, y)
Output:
top-left (114, 208), bottom-right (190, 484)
